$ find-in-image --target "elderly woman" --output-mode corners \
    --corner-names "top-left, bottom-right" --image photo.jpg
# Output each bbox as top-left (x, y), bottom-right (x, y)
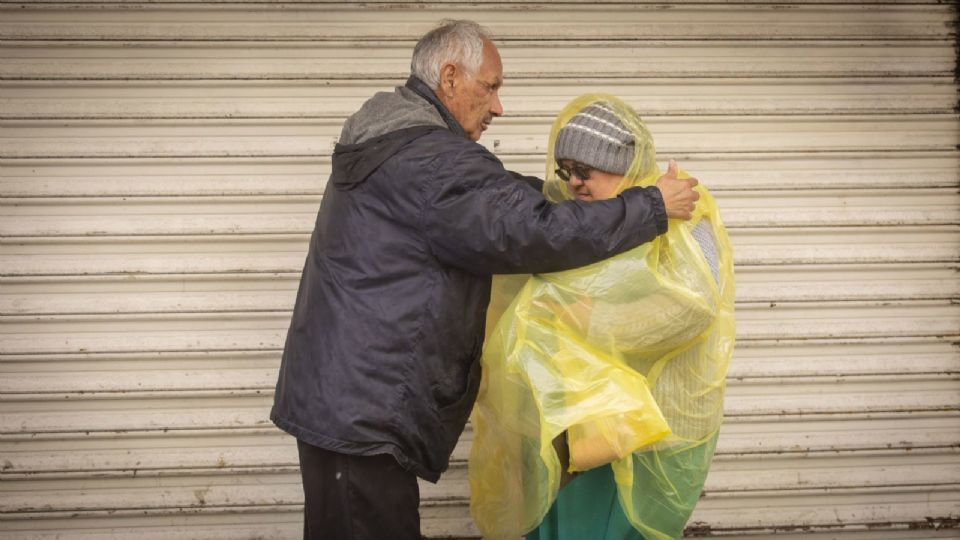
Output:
top-left (469, 95), bottom-right (736, 540)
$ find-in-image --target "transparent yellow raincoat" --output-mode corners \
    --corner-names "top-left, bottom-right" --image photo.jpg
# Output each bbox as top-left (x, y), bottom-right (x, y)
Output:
top-left (469, 94), bottom-right (736, 540)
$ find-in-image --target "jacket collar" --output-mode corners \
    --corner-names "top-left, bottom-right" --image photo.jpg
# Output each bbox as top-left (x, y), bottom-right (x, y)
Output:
top-left (405, 76), bottom-right (467, 139)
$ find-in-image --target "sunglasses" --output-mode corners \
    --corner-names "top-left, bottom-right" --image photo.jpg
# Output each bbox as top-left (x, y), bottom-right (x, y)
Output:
top-left (555, 162), bottom-right (594, 182)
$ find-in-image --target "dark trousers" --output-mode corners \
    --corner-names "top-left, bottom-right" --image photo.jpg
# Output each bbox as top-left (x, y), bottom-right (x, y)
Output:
top-left (297, 439), bottom-right (421, 540)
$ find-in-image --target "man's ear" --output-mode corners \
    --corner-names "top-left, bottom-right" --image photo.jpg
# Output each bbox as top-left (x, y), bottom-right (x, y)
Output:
top-left (438, 63), bottom-right (458, 98)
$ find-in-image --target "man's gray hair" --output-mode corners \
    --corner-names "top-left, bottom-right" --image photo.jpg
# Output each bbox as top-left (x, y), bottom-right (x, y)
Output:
top-left (411, 20), bottom-right (491, 89)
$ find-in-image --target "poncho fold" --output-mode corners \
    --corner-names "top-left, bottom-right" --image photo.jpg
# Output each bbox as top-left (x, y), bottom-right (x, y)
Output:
top-left (469, 94), bottom-right (736, 540)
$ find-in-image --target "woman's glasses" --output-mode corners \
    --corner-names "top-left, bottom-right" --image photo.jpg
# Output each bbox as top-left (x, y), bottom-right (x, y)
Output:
top-left (555, 162), bottom-right (593, 182)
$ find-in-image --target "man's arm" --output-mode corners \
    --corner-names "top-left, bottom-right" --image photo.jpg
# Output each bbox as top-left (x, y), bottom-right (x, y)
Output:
top-left (421, 145), bottom-right (693, 275)
top-left (506, 170), bottom-right (545, 192)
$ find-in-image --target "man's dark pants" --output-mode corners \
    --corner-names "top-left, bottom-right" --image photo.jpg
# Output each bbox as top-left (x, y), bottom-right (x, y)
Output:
top-left (297, 439), bottom-right (421, 540)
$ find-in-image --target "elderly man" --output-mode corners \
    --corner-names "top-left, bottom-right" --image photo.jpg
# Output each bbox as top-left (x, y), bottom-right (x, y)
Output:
top-left (271, 19), bottom-right (699, 540)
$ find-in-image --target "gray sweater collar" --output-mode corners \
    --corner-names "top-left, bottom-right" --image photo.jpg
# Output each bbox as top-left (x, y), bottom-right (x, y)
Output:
top-left (338, 76), bottom-right (465, 145)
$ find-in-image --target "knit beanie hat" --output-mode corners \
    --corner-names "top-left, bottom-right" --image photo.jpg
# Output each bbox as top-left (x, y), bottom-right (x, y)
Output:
top-left (554, 102), bottom-right (635, 175)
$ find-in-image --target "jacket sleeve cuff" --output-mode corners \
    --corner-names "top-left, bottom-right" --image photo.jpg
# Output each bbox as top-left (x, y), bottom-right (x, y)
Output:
top-left (643, 185), bottom-right (669, 235)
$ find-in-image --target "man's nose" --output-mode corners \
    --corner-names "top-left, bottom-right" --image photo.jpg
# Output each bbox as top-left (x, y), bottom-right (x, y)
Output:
top-left (568, 175), bottom-right (584, 187)
top-left (490, 91), bottom-right (504, 117)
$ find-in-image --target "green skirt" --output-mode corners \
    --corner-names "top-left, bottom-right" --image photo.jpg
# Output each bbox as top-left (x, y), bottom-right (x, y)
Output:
top-left (526, 464), bottom-right (645, 540)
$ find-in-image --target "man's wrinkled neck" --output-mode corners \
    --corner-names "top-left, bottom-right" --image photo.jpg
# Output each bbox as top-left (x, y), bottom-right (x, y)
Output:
top-left (405, 75), bottom-right (467, 139)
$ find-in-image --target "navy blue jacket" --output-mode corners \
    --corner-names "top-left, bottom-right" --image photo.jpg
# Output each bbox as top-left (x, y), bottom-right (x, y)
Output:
top-left (271, 77), bottom-right (667, 481)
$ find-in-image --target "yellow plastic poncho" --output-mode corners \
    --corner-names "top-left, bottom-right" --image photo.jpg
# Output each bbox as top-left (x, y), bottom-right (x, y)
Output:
top-left (469, 94), bottom-right (736, 540)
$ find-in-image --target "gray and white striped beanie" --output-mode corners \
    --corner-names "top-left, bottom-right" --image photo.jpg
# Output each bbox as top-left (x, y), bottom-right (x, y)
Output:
top-left (554, 102), bottom-right (634, 175)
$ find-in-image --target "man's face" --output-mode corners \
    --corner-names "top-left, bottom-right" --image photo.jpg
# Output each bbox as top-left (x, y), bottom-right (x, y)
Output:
top-left (437, 39), bottom-right (504, 141)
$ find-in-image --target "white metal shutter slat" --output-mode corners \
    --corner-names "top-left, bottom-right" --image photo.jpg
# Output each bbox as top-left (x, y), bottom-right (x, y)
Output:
top-left (2, 41), bottom-right (952, 79)
top-left (0, 4), bottom-right (952, 41)
top-left (3, 227), bottom-right (958, 273)
top-left (3, 78), bottom-right (955, 119)
top-left (3, 188), bottom-right (958, 236)
top-left (6, 412), bottom-right (960, 477)
top-left (4, 115), bottom-right (957, 159)
top-left (3, 152), bottom-right (955, 197)
top-left (3, 302), bottom-right (957, 350)
top-left (3, 263), bottom-right (958, 316)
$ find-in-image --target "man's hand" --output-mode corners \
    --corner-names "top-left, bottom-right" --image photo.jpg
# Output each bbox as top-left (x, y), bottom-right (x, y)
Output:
top-left (655, 159), bottom-right (699, 220)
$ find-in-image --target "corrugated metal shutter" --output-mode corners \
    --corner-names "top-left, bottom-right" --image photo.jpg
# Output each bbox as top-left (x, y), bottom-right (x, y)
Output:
top-left (1, 2), bottom-right (957, 538)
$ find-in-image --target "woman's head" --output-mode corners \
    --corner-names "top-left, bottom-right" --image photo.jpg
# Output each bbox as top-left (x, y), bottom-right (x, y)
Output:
top-left (545, 95), bottom-right (656, 202)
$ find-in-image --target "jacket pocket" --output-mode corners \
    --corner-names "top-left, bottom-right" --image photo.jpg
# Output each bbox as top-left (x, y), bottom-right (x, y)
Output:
top-left (436, 348), bottom-right (482, 453)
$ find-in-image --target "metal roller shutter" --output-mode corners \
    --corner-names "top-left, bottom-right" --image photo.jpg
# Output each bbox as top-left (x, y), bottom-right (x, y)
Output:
top-left (1, 2), bottom-right (957, 538)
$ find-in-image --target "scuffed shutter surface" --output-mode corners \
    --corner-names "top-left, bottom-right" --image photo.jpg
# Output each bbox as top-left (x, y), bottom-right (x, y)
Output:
top-left (1, 2), bottom-right (957, 538)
